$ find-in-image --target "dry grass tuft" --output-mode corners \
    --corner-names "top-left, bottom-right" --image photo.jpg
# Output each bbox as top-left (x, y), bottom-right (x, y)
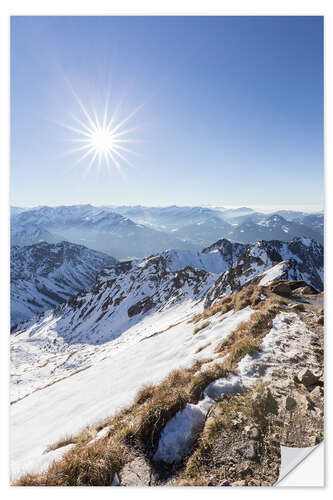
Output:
top-left (190, 296), bottom-right (234, 324)
top-left (189, 284), bottom-right (267, 327)
top-left (44, 436), bottom-right (75, 454)
top-left (195, 342), bottom-right (212, 354)
top-left (134, 385), bottom-right (155, 405)
top-left (188, 363), bottom-right (229, 403)
top-left (20, 439), bottom-right (127, 486)
top-left (223, 337), bottom-right (261, 370)
top-left (214, 293), bottom-right (282, 360)
top-left (43, 427), bottom-right (97, 454)
top-left (193, 320), bottom-right (210, 335)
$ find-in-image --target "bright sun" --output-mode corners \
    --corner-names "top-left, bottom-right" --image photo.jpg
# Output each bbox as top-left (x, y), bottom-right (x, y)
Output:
top-left (91, 128), bottom-right (116, 153)
top-left (61, 89), bottom-right (142, 175)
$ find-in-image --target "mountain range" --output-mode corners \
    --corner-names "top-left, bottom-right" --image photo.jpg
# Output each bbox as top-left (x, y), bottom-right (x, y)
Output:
top-left (11, 205), bottom-right (323, 259)
top-left (11, 236), bottom-right (323, 342)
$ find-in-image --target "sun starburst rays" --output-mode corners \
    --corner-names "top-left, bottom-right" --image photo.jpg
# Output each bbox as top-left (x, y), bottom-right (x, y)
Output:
top-left (62, 93), bottom-right (142, 176)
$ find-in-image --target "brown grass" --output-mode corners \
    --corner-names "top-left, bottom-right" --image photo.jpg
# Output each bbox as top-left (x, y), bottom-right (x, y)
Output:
top-left (188, 362), bottom-right (230, 403)
top-left (224, 337), bottom-right (261, 370)
top-left (195, 342), bottom-right (212, 354)
top-left (193, 320), bottom-right (210, 335)
top-left (44, 436), bottom-right (75, 454)
top-left (214, 294), bottom-right (282, 359)
top-left (189, 296), bottom-right (234, 324)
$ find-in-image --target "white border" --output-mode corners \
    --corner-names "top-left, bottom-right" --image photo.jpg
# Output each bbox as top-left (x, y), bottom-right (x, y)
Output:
top-left (1, 1), bottom-right (331, 497)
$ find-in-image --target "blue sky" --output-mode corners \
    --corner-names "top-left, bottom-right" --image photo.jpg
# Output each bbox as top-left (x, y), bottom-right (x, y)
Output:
top-left (11, 16), bottom-right (323, 209)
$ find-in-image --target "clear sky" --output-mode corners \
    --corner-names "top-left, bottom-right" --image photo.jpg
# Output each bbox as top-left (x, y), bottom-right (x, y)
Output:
top-left (11, 16), bottom-right (323, 209)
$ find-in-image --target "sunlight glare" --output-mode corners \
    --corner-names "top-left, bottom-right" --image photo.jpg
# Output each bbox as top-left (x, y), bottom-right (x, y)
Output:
top-left (62, 90), bottom-right (142, 175)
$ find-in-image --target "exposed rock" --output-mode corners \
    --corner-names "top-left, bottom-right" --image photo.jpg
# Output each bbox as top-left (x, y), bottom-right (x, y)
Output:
top-left (285, 396), bottom-right (297, 411)
top-left (119, 456), bottom-right (151, 486)
top-left (244, 425), bottom-right (261, 440)
top-left (309, 385), bottom-right (323, 399)
top-left (220, 479), bottom-right (230, 486)
top-left (317, 315), bottom-right (324, 325)
top-left (237, 463), bottom-right (253, 477)
top-left (271, 283), bottom-right (292, 296)
top-left (297, 368), bottom-right (320, 387)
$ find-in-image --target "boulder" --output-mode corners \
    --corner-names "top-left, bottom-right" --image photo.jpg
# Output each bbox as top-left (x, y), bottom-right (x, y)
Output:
top-left (271, 283), bottom-right (292, 296)
top-left (285, 396), bottom-right (297, 411)
top-left (244, 425), bottom-right (260, 440)
top-left (317, 315), bottom-right (324, 325)
top-left (297, 368), bottom-right (320, 387)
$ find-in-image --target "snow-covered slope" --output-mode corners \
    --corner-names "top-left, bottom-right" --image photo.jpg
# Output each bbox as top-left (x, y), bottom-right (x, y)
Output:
top-left (9, 234), bottom-right (324, 480)
top-left (10, 300), bottom-right (253, 478)
top-left (11, 241), bottom-right (117, 327)
top-left (206, 237), bottom-right (323, 304)
top-left (161, 239), bottom-right (245, 274)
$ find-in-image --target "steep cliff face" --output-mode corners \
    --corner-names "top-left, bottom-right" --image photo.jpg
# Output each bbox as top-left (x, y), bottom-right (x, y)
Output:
top-left (11, 241), bottom-right (117, 326)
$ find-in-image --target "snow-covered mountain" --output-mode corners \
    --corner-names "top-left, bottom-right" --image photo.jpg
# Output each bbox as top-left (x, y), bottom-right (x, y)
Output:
top-left (11, 235), bottom-right (323, 336)
top-left (206, 237), bottom-right (324, 305)
top-left (227, 214), bottom-right (323, 244)
top-left (162, 239), bottom-right (245, 274)
top-left (11, 241), bottom-right (117, 327)
top-left (11, 239), bottom-right (245, 344)
top-left (172, 217), bottom-right (233, 247)
top-left (10, 205), bottom-right (202, 259)
top-left (296, 213), bottom-right (324, 235)
top-left (110, 205), bottom-right (225, 231)
top-left (11, 205), bottom-right (324, 260)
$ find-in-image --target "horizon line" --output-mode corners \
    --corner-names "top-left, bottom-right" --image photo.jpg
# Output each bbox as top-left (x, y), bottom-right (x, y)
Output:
top-left (10, 202), bottom-right (324, 214)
